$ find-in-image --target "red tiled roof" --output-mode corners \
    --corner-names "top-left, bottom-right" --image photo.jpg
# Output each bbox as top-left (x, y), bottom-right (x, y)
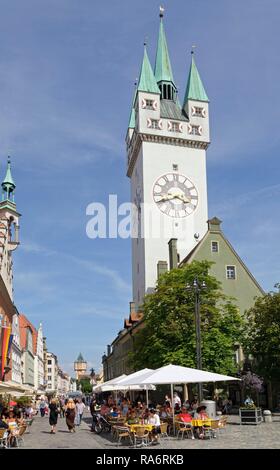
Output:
top-left (19, 314), bottom-right (37, 354)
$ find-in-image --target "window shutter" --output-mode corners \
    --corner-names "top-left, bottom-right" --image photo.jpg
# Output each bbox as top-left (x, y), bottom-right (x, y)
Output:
top-left (141, 98), bottom-right (146, 109)
top-left (187, 124), bottom-right (192, 134)
top-left (152, 100), bottom-right (158, 110)
top-left (198, 126), bottom-right (203, 135)
top-left (167, 121), bottom-right (172, 131)
top-left (202, 108), bottom-right (206, 118)
top-left (158, 119), bottom-right (163, 130)
top-left (191, 106), bottom-right (196, 116)
top-left (179, 123), bottom-right (183, 133)
top-left (147, 118), bottom-right (152, 128)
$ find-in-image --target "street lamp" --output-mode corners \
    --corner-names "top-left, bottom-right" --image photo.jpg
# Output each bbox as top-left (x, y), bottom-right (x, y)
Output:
top-left (186, 278), bottom-right (207, 402)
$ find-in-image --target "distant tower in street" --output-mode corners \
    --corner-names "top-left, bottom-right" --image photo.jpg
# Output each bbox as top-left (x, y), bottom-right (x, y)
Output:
top-left (74, 353), bottom-right (87, 380)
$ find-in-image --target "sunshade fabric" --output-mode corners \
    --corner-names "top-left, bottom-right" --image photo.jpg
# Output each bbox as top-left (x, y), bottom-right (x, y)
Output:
top-left (117, 364), bottom-right (240, 386)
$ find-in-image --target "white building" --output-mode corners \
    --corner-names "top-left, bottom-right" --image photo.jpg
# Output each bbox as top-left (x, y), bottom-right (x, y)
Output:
top-left (11, 312), bottom-right (22, 385)
top-left (46, 352), bottom-right (58, 394)
top-left (127, 11), bottom-right (210, 309)
top-left (57, 369), bottom-right (70, 396)
top-left (34, 323), bottom-right (45, 394)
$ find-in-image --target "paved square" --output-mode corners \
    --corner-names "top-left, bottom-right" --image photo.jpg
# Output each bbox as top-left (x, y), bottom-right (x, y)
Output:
top-left (18, 412), bottom-right (280, 449)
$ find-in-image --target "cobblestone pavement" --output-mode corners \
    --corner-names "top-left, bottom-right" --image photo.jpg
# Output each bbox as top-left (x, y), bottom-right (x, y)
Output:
top-left (20, 412), bottom-right (280, 449)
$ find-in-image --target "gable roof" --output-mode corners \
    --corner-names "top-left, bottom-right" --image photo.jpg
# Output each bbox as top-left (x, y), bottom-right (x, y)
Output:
top-left (180, 217), bottom-right (264, 294)
top-left (19, 314), bottom-right (37, 354)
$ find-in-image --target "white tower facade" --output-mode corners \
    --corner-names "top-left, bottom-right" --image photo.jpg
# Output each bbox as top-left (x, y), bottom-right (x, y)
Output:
top-left (126, 15), bottom-right (210, 309)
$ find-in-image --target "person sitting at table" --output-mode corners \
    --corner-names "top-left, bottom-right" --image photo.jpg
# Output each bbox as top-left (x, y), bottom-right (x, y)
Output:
top-left (177, 407), bottom-right (192, 423)
top-left (110, 406), bottom-right (119, 418)
top-left (100, 401), bottom-right (110, 416)
top-left (160, 405), bottom-right (170, 419)
top-left (174, 403), bottom-right (181, 415)
top-left (126, 409), bottom-right (139, 425)
top-left (147, 409), bottom-right (161, 443)
top-left (195, 405), bottom-right (209, 419)
top-left (121, 399), bottom-right (129, 417)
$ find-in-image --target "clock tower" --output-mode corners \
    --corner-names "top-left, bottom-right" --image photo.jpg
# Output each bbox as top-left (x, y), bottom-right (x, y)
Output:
top-left (126, 11), bottom-right (210, 309)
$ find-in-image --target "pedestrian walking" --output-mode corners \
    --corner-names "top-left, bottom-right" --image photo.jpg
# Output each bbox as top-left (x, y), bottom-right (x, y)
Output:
top-left (75, 399), bottom-right (86, 426)
top-left (39, 398), bottom-right (47, 417)
top-left (65, 399), bottom-right (76, 433)
top-left (49, 399), bottom-right (59, 434)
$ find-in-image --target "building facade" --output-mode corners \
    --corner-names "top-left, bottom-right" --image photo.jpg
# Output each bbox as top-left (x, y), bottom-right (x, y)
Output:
top-left (74, 353), bottom-right (87, 380)
top-left (57, 369), bottom-right (70, 396)
top-left (46, 352), bottom-right (58, 394)
top-left (34, 323), bottom-right (45, 394)
top-left (127, 12), bottom-right (210, 310)
top-left (102, 11), bottom-right (264, 383)
top-left (19, 314), bottom-right (36, 390)
top-left (0, 160), bottom-right (21, 394)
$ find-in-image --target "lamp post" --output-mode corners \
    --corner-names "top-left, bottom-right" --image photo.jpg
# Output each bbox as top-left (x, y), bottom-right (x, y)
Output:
top-left (186, 278), bottom-right (207, 402)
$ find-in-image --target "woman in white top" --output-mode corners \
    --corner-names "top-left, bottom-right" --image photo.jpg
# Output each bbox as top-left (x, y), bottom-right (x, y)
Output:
top-left (148, 410), bottom-right (161, 443)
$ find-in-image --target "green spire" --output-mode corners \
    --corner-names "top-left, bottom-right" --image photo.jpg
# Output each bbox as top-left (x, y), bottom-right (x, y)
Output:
top-left (137, 45), bottom-right (160, 94)
top-left (128, 81), bottom-right (137, 129)
top-left (77, 353), bottom-right (85, 362)
top-left (154, 13), bottom-right (175, 85)
top-left (184, 53), bottom-right (209, 104)
top-left (2, 157), bottom-right (16, 202)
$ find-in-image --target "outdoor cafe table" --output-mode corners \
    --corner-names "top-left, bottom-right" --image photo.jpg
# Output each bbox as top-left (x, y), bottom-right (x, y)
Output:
top-left (127, 423), bottom-right (155, 433)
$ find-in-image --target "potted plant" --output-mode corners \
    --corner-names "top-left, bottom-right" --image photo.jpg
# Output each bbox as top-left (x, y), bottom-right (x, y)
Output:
top-left (239, 372), bottom-right (264, 425)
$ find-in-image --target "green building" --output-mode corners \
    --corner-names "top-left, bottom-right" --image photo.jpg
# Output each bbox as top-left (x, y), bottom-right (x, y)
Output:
top-left (180, 217), bottom-right (264, 317)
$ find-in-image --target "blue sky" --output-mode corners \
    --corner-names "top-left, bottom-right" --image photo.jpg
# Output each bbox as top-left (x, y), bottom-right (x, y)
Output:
top-left (0, 0), bottom-right (279, 376)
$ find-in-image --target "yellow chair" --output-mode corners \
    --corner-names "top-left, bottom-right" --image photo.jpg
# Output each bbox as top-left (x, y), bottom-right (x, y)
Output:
top-left (133, 427), bottom-right (150, 447)
top-left (175, 421), bottom-right (194, 440)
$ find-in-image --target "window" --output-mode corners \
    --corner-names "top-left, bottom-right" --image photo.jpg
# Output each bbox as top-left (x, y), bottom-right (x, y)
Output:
top-left (226, 265), bottom-right (236, 280)
top-left (190, 125), bottom-right (200, 135)
top-left (194, 107), bottom-right (203, 117)
top-left (47, 360), bottom-right (52, 365)
top-left (151, 119), bottom-right (159, 129)
top-left (169, 121), bottom-right (179, 132)
top-left (211, 241), bottom-right (219, 253)
top-left (48, 375), bottom-right (52, 381)
top-left (172, 164), bottom-right (178, 171)
top-left (145, 99), bottom-right (154, 110)
top-left (48, 367), bottom-right (52, 373)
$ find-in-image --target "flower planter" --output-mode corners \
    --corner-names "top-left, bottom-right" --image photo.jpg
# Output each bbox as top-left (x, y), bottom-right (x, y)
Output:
top-left (239, 408), bottom-right (262, 425)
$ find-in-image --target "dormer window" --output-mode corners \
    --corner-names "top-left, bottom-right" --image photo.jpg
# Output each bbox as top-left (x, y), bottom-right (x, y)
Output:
top-left (158, 83), bottom-right (176, 101)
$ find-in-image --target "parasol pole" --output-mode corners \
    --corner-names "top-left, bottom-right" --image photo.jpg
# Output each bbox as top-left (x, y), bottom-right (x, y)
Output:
top-left (171, 383), bottom-right (175, 436)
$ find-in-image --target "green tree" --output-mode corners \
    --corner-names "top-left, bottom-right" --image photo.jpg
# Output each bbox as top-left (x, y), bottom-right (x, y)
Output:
top-left (244, 284), bottom-right (280, 382)
top-left (129, 261), bottom-right (244, 375)
top-left (77, 377), bottom-right (92, 394)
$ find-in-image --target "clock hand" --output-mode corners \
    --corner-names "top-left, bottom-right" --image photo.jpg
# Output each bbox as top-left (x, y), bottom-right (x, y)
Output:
top-left (175, 193), bottom-right (191, 203)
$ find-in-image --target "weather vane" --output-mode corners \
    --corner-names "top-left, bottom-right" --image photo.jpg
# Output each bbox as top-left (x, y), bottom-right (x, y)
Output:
top-left (159, 5), bottom-right (165, 18)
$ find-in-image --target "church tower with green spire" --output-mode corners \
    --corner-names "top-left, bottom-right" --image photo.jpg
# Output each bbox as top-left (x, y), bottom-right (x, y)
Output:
top-left (126, 8), bottom-right (210, 309)
top-left (0, 157), bottom-right (21, 300)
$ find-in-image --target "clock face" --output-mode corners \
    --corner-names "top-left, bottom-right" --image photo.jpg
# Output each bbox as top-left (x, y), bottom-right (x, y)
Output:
top-left (153, 173), bottom-right (198, 218)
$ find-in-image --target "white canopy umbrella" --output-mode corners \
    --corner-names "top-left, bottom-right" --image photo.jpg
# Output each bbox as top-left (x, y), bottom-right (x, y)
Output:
top-left (92, 374), bottom-right (127, 393)
top-left (113, 368), bottom-right (156, 406)
top-left (119, 364), bottom-right (240, 433)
